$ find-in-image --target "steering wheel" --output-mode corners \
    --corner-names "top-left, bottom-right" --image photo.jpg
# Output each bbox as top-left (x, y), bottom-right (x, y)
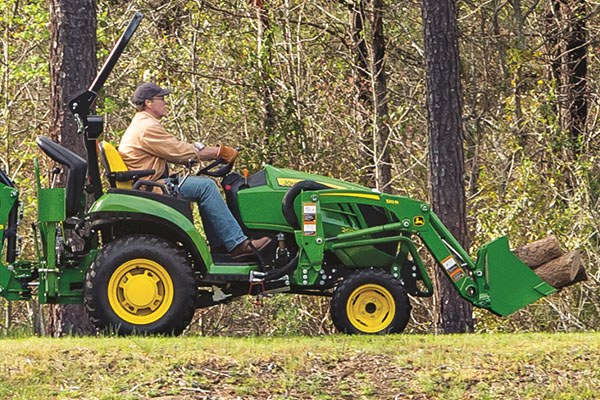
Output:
top-left (196, 157), bottom-right (235, 177)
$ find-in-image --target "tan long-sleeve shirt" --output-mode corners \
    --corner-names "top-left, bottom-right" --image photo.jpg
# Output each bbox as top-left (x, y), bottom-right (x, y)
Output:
top-left (118, 111), bottom-right (201, 182)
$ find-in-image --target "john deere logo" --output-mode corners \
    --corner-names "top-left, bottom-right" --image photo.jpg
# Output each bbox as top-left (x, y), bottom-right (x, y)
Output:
top-left (413, 216), bottom-right (425, 227)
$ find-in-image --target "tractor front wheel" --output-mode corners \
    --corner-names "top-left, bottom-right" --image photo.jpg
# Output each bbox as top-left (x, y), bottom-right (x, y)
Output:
top-left (331, 269), bottom-right (411, 334)
top-left (84, 234), bottom-right (197, 335)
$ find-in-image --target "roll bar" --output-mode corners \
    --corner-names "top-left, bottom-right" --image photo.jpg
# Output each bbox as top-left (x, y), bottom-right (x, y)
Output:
top-left (68, 11), bottom-right (143, 200)
top-left (69, 11), bottom-right (143, 126)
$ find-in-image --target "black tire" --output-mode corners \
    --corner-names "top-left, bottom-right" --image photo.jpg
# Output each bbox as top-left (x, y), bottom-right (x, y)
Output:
top-left (84, 234), bottom-right (197, 335)
top-left (331, 269), bottom-right (411, 334)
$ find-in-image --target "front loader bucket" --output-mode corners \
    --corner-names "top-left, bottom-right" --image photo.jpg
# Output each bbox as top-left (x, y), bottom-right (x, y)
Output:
top-left (476, 236), bottom-right (556, 316)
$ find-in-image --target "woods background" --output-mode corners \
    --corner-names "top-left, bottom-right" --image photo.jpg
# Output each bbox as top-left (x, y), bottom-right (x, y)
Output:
top-left (1, 0), bottom-right (599, 335)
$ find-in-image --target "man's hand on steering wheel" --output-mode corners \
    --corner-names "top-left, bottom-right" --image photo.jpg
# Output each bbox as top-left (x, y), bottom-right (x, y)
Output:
top-left (217, 144), bottom-right (238, 163)
top-left (196, 147), bottom-right (240, 177)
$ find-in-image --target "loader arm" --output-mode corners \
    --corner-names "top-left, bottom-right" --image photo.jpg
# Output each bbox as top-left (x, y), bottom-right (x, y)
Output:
top-left (294, 189), bottom-right (556, 316)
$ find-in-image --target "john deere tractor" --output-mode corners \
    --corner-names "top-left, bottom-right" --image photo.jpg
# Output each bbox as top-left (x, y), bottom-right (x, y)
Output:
top-left (0, 13), bottom-right (557, 335)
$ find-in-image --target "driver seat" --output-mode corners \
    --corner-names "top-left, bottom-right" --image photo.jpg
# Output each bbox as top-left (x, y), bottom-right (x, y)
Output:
top-left (98, 141), bottom-right (154, 189)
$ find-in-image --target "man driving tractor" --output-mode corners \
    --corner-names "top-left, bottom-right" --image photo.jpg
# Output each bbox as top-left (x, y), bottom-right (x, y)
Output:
top-left (118, 82), bottom-right (272, 259)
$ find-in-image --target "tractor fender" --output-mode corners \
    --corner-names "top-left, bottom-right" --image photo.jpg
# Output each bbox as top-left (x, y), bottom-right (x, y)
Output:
top-left (281, 180), bottom-right (328, 230)
top-left (88, 191), bottom-right (212, 274)
top-left (89, 211), bottom-right (210, 275)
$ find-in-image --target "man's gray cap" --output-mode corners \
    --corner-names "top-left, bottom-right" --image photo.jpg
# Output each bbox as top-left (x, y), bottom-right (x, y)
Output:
top-left (132, 82), bottom-right (171, 104)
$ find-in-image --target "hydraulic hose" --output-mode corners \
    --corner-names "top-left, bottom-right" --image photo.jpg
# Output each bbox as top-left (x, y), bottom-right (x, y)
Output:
top-left (264, 253), bottom-right (299, 281)
top-left (281, 181), bottom-right (328, 229)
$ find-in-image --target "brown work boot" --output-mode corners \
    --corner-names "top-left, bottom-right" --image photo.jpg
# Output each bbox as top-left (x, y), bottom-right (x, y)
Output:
top-left (230, 236), bottom-right (272, 259)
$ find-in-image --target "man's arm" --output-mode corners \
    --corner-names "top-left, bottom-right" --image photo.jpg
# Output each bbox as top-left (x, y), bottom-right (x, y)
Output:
top-left (142, 121), bottom-right (237, 164)
top-left (196, 145), bottom-right (220, 161)
top-left (141, 123), bottom-right (217, 163)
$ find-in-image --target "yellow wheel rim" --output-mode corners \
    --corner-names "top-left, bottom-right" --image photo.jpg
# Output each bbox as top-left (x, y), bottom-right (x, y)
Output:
top-left (108, 258), bottom-right (174, 325)
top-left (346, 284), bottom-right (396, 333)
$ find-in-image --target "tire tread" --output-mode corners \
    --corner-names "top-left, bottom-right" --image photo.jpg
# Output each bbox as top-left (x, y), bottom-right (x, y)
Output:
top-left (84, 234), bottom-right (197, 335)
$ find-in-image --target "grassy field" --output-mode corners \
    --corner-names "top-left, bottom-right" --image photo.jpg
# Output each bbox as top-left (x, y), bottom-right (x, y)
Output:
top-left (0, 333), bottom-right (598, 399)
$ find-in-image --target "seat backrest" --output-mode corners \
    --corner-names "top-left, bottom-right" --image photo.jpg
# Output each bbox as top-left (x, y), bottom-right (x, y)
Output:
top-left (98, 141), bottom-right (132, 189)
top-left (36, 136), bottom-right (87, 217)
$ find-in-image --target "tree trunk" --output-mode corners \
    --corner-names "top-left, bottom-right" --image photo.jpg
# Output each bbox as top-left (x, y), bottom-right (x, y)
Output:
top-left (511, 0), bottom-right (526, 145)
top-left (563, 1), bottom-right (587, 153)
top-left (349, 1), bottom-right (374, 187)
top-left (46, 0), bottom-right (97, 336)
top-left (422, 0), bottom-right (473, 333)
top-left (546, 0), bottom-right (588, 154)
top-left (250, 0), bottom-right (276, 162)
top-left (47, 303), bottom-right (96, 336)
top-left (349, 0), bottom-right (391, 193)
top-left (371, 0), bottom-right (391, 194)
top-left (350, 1), bottom-right (370, 108)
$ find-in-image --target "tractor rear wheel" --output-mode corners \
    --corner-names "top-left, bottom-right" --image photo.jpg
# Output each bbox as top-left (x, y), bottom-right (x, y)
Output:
top-left (330, 269), bottom-right (411, 334)
top-left (84, 234), bottom-right (197, 335)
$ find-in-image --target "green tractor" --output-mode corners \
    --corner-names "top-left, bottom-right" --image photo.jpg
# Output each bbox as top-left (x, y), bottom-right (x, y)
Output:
top-left (0, 13), bottom-right (557, 335)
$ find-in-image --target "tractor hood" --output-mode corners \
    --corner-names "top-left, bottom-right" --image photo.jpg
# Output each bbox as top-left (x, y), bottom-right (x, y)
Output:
top-left (262, 165), bottom-right (370, 192)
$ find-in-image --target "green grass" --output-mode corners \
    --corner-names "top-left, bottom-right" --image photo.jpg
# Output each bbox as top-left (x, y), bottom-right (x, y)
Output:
top-left (0, 333), bottom-right (598, 399)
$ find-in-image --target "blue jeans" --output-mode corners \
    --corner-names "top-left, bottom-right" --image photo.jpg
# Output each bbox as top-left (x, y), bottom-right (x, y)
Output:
top-left (177, 176), bottom-right (247, 251)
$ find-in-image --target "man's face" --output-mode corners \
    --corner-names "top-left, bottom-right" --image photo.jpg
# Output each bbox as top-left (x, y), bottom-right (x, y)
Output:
top-left (145, 95), bottom-right (168, 119)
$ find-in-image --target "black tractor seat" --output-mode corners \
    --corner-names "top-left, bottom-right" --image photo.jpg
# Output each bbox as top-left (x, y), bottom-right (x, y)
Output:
top-left (36, 136), bottom-right (87, 217)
